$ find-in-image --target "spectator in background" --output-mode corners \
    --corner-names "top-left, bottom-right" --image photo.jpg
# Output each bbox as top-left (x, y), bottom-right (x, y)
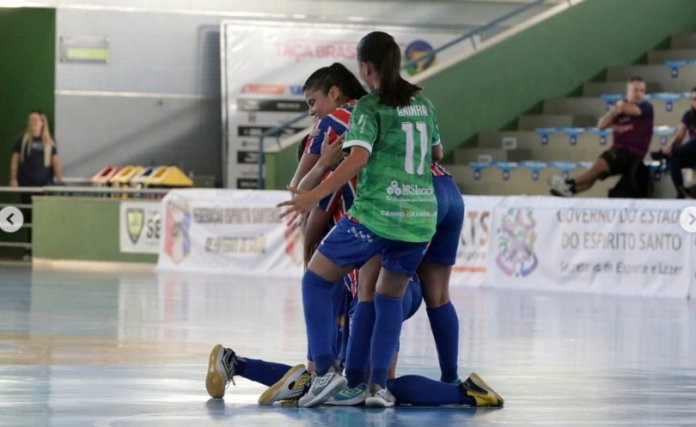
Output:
top-left (549, 77), bottom-right (654, 197)
top-left (652, 87), bottom-right (696, 198)
top-left (9, 110), bottom-right (62, 194)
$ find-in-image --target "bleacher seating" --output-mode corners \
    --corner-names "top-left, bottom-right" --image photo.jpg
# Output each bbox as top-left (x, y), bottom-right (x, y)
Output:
top-left (445, 32), bottom-right (696, 199)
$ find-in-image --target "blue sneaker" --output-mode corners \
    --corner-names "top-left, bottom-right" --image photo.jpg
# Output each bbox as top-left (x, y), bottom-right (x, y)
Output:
top-left (325, 383), bottom-right (367, 406)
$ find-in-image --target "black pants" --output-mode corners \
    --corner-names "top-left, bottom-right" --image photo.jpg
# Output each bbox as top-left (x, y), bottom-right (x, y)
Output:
top-left (668, 137), bottom-right (696, 198)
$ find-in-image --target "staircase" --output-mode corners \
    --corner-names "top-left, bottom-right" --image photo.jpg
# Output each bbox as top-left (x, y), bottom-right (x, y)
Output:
top-left (446, 32), bottom-right (696, 198)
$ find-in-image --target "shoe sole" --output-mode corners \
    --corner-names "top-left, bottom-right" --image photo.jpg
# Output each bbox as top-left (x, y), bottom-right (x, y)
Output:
top-left (258, 365), bottom-right (307, 405)
top-left (365, 396), bottom-right (395, 408)
top-left (470, 373), bottom-right (504, 407)
top-left (325, 394), bottom-right (366, 406)
top-left (206, 344), bottom-right (227, 398)
top-left (299, 376), bottom-right (348, 408)
top-left (550, 189), bottom-right (570, 197)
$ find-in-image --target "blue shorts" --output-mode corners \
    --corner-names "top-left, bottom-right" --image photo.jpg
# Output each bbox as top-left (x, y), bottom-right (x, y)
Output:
top-left (318, 216), bottom-right (429, 276)
top-left (424, 176), bottom-right (465, 266)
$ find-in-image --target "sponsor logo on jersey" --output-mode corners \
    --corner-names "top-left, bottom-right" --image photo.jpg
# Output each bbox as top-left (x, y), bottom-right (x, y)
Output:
top-left (495, 208), bottom-right (538, 277)
top-left (386, 180), bottom-right (434, 197)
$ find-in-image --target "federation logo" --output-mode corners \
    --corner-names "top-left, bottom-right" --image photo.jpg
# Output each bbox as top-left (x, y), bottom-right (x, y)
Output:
top-left (404, 40), bottom-right (436, 76)
top-left (126, 208), bottom-right (144, 244)
top-left (495, 208), bottom-right (538, 277)
top-left (164, 197), bottom-right (191, 265)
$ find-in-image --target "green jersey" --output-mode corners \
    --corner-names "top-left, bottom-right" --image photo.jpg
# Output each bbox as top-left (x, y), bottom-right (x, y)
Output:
top-left (343, 91), bottom-right (439, 242)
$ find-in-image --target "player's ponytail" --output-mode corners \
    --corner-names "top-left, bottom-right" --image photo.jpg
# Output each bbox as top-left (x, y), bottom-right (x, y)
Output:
top-left (303, 63), bottom-right (367, 102)
top-left (357, 31), bottom-right (421, 108)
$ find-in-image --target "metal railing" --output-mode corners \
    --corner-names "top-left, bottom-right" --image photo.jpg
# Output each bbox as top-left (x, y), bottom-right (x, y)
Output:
top-left (256, 0), bottom-right (554, 188)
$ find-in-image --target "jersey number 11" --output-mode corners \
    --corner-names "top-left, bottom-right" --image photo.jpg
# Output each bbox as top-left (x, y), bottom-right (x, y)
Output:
top-left (402, 122), bottom-right (429, 175)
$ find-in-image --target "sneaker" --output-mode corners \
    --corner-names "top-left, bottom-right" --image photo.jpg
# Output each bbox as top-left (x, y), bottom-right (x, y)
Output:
top-left (365, 383), bottom-right (396, 408)
top-left (325, 383), bottom-right (367, 406)
top-left (548, 175), bottom-right (573, 197)
top-left (297, 365), bottom-right (347, 408)
top-left (258, 364), bottom-right (310, 405)
top-left (205, 344), bottom-right (237, 398)
top-left (650, 150), bottom-right (667, 161)
top-left (460, 373), bottom-right (504, 407)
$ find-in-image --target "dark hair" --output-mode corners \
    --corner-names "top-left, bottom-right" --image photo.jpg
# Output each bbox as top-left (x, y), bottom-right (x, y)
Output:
top-left (692, 86), bottom-right (696, 93)
top-left (296, 134), bottom-right (309, 162)
top-left (357, 31), bottom-right (421, 108)
top-left (303, 63), bottom-right (367, 101)
top-left (629, 76), bottom-right (644, 83)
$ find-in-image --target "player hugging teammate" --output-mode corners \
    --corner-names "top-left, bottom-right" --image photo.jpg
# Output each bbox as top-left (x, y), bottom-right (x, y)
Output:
top-left (206, 31), bottom-right (504, 409)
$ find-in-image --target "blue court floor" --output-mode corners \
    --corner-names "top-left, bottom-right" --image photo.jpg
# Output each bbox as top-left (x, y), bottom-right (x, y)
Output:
top-left (1, 264), bottom-right (695, 427)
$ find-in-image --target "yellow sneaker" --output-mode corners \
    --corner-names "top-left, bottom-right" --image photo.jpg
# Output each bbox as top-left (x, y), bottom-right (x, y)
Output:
top-left (461, 373), bottom-right (504, 407)
top-left (258, 364), bottom-right (310, 405)
top-left (206, 344), bottom-right (237, 399)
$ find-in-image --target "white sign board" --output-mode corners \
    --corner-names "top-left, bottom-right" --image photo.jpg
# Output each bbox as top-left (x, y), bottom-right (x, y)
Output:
top-left (486, 197), bottom-right (694, 298)
top-left (119, 201), bottom-right (161, 254)
top-left (221, 20), bottom-right (470, 188)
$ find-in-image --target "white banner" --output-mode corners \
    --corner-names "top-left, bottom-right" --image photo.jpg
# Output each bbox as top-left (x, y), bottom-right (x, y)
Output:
top-left (119, 201), bottom-right (160, 254)
top-left (221, 20), bottom-right (470, 188)
top-left (486, 197), bottom-right (694, 298)
top-left (450, 196), bottom-right (503, 288)
top-left (152, 190), bottom-right (695, 299)
top-left (156, 189), bottom-right (304, 277)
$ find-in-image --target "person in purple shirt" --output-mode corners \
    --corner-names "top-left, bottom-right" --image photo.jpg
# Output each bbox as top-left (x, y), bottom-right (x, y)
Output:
top-left (550, 76), bottom-right (654, 197)
top-left (652, 87), bottom-right (696, 198)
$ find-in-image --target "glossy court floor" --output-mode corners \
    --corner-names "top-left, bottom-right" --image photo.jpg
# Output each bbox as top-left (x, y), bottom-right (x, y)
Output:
top-left (1, 264), bottom-right (695, 427)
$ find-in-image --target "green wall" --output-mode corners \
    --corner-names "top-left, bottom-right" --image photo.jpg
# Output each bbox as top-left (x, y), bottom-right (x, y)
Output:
top-left (422, 0), bottom-right (696, 156)
top-left (0, 8), bottom-right (56, 257)
top-left (33, 197), bottom-right (158, 264)
top-left (265, 0), bottom-right (696, 188)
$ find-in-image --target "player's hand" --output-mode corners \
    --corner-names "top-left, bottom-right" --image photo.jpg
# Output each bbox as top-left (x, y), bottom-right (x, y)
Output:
top-left (277, 186), bottom-right (320, 225)
top-left (612, 100), bottom-right (626, 115)
top-left (662, 144), bottom-right (673, 156)
top-left (318, 133), bottom-right (345, 170)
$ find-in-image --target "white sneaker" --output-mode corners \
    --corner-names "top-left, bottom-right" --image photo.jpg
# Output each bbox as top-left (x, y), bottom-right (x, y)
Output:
top-left (365, 383), bottom-right (396, 408)
top-left (548, 175), bottom-right (573, 197)
top-left (258, 364), bottom-right (310, 405)
top-left (298, 366), bottom-right (348, 408)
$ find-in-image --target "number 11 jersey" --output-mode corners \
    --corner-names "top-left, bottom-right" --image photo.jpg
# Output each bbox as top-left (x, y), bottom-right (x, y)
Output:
top-left (342, 90), bottom-right (439, 243)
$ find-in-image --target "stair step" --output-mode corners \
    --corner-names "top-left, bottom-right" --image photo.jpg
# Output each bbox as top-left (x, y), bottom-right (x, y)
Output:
top-left (606, 65), bottom-right (696, 92)
top-left (648, 49), bottom-right (696, 64)
top-left (453, 147), bottom-right (531, 164)
top-left (519, 114), bottom-right (597, 130)
top-left (544, 98), bottom-right (606, 116)
top-left (672, 32), bottom-right (696, 49)
top-left (583, 81), bottom-right (664, 97)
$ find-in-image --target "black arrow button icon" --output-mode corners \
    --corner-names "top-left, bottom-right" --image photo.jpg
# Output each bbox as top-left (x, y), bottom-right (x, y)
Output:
top-left (691, 214), bottom-right (696, 226)
top-left (7, 213), bottom-right (14, 226)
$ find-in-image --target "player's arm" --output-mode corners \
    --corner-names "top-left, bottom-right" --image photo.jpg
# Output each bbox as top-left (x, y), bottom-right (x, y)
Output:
top-left (290, 153), bottom-right (319, 189)
top-left (432, 143), bottom-right (443, 163)
top-left (304, 208), bottom-right (333, 247)
top-left (279, 147), bottom-right (368, 221)
top-left (297, 134), bottom-right (345, 192)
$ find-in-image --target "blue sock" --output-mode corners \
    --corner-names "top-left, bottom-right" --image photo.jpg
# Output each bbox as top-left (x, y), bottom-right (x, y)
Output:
top-left (427, 301), bottom-right (460, 383)
top-left (235, 357), bottom-right (293, 387)
top-left (344, 301), bottom-right (375, 387)
top-left (368, 292), bottom-right (403, 388)
top-left (387, 375), bottom-right (475, 406)
top-left (302, 269), bottom-right (340, 375)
